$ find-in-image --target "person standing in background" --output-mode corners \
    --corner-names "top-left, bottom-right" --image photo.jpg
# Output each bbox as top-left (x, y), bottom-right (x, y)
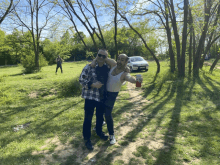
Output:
top-left (55, 55), bottom-right (63, 74)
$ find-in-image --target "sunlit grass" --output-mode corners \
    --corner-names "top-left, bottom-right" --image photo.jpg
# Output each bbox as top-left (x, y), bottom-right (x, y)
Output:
top-left (0, 60), bottom-right (220, 165)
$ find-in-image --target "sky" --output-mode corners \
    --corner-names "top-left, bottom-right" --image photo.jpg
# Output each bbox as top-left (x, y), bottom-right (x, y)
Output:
top-left (0, 0), bottom-right (168, 54)
top-left (0, 0), bottom-right (148, 38)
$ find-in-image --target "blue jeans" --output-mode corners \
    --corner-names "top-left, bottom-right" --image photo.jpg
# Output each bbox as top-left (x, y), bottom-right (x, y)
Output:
top-left (83, 99), bottom-right (104, 140)
top-left (56, 64), bottom-right (62, 73)
top-left (104, 92), bottom-right (119, 135)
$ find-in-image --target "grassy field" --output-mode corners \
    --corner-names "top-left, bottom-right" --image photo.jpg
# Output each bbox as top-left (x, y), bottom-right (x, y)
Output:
top-left (0, 60), bottom-right (220, 165)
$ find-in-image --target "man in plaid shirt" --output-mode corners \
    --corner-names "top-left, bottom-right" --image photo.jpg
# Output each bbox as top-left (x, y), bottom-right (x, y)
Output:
top-left (79, 49), bottom-right (109, 150)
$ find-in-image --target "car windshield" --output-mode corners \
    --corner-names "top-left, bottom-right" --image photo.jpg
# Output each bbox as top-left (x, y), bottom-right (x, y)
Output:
top-left (130, 57), bottom-right (144, 62)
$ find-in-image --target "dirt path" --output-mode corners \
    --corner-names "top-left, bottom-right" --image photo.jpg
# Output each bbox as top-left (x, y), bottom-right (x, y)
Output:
top-left (32, 82), bottom-right (166, 165)
top-left (204, 62), bottom-right (220, 69)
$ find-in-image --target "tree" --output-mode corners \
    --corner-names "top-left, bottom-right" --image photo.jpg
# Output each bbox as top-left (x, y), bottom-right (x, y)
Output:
top-left (59, 0), bottom-right (106, 52)
top-left (5, 29), bottom-right (23, 64)
top-left (0, 0), bottom-right (14, 24)
top-left (193, 0), bottom-right (217, 77)
top-left (210, 53), bottom-right (220, 72)
top-left (0, 29), bottom-right (10, 65)
top-left (11, 0), bottom-right (57, 71)
top-left (113, 0), bottom-right (119, 60)
top-left (112, 0), bottom-right (160, 74)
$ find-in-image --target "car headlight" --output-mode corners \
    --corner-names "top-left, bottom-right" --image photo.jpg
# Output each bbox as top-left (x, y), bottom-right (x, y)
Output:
top-left (133, 65), bottom-right (138, 67)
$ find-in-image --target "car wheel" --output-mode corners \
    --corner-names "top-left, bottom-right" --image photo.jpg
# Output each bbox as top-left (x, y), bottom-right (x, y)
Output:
top-left (145, 68), bottom-right (148, 72)
top-left (130, 66), bottom-right (133, 72)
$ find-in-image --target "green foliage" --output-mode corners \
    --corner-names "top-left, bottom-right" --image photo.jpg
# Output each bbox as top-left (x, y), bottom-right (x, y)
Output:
top-left (1, 22), bottom-right (159, 65)
top-left (21, 52), bottom-right (48, 73)
top-left (0, 61), bottom-right (220, 165)
top-left (85, 51), bottom-right (94, 60)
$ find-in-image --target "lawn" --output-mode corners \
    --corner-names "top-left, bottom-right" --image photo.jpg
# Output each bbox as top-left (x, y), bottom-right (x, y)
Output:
top-left (0, 60), bottom-right (220, 165)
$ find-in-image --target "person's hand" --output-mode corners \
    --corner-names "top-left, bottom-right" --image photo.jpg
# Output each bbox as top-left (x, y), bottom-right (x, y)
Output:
top-left (136, 77), bottom-right (143, 83)
top-left (90, 58), bottom-right (97, 68)
top-left (91, 81), bottom-right (103, 89)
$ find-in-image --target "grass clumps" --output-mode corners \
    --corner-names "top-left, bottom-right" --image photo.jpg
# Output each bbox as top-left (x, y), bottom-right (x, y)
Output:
top-left (1, 60), bottom-right (220, 165)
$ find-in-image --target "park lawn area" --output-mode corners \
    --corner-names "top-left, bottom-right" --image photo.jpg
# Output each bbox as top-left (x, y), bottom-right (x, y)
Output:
top-left (0, 61), bottom-right (220, 165)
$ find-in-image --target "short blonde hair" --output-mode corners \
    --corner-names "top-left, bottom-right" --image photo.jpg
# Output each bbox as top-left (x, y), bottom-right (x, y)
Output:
top-left (119, 54), bottom-right (129, 61)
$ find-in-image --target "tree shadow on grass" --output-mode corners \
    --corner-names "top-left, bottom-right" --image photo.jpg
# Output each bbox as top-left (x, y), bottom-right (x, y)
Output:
top-left (115, 82), bottom-right (175, 131)
top-left (88, 77), bottom-right (196, 165)
top-left (200, 73), bottom-right (220, 107)
top-left (154, 75), bottom-right (220, 165)
top-left (143, 71), bottom-right (177, 100)
top-left (82, 79), bottom-right (177, 165)
top-left (0, 148), bottom-right (43, 165)
top-left (8, 72), bottom-right (24, 76)
top-left (0, 99), bottom-right (83, 149)
top-left (154, 80), bottom-right (185, 165)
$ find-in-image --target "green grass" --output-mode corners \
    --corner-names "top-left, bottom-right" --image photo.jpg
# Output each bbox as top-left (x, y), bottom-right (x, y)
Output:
top-left (0, 60), bottom-right (220, 165)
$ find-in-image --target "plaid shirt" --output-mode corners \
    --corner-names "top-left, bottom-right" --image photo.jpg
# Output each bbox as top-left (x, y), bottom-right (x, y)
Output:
top-left (79, 64), bottom-right (110, 102)
top-left (79, 64), bottom-right (99, 102)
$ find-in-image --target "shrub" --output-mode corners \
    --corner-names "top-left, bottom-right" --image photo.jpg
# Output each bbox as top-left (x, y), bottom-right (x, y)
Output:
top-left (85, 51), bottom-right (95, 60)
top-left (21, 52), bottom-right (48, 73)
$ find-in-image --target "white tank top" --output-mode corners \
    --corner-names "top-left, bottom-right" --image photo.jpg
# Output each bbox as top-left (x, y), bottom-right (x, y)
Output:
top-left (107, 66), bottom-right (124, 92)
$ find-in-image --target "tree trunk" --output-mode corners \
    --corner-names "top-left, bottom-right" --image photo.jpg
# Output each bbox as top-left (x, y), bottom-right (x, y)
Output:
top-left (36, 0), bottom-right (39, 71)
top-left (193, 0), bottom-right (212, 77)
top-left (188, 28), bottom-right (192, 75)
top-left (200, 3), bottom-right (220, 69)
top-left (188, 7), bottom-right (193, 76)
top-left (114, 0), bottom-right (118, 60)
top-left (179, 0), bottom-right (188, 77)
top-left (0, 0), bottom-right (13, 24)
top-left (170, 0), bottom-right (181, 75)
top-left (164, 0), bottom-right (175, 73)
top-left (210, 54), bottom-right (220, 72)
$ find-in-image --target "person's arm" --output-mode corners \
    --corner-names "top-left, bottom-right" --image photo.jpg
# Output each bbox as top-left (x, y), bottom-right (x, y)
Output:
top-left (79, 65), bottom-right (95, 89)
top-left (90, 58), bottom-right (97, 68)
top-left (123, 73), bottom-right (143, 83)
top-left (105, 57), bottom-right (117, 69)
top-left (79, 65), bottom-right (103, 89)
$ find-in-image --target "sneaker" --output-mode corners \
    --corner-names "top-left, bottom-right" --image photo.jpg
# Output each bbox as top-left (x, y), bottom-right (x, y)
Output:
top-left (97, 132), bottom-right (108, 141)
top-left (109, 135), bottom-right (116, 145)
top-left (85, 140), bottom-right (93, 150)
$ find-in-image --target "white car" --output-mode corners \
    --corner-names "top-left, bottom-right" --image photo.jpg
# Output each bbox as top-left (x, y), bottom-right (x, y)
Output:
top-left (127, 56), bottom-right (149, 72)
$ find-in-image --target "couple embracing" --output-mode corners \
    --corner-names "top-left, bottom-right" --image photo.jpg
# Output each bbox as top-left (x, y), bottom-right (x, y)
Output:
top-left (79, 49), bottom-right (143, 150)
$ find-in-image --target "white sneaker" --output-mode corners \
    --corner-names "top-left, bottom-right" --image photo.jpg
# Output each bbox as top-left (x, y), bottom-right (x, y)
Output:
top-left (109, 135), bottom-right (116, 145)
top-left (102, 121), bottom-right (106, 125)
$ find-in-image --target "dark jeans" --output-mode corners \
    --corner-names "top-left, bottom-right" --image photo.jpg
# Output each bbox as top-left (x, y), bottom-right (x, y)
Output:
top-left (56, 64), bottom-right (63, 73)
top-left (83, 99), bottom-right (105, 140)
top-left (104, 92), bottom-right (119, 135)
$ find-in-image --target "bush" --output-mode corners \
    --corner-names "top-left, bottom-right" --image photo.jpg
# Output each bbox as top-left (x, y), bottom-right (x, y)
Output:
top-left (58, 76), bottom-right (82, 97)
top-left (85, 51), bottom-right (95, 60)
top-left (21, 52), bottom-right (48, 73)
